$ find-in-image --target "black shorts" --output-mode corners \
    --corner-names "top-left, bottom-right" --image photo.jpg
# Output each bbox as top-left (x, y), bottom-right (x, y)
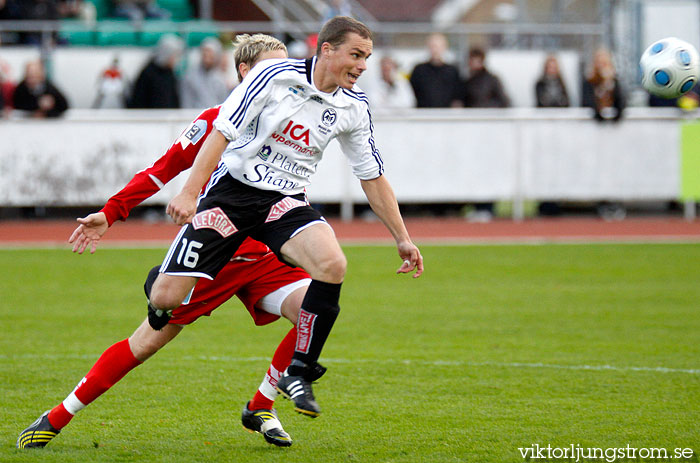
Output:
top-left (160, 174), bottom-right (326, 279)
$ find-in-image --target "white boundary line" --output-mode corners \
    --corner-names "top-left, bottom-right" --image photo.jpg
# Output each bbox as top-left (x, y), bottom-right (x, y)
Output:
top-left (2, 354), bottom-right (697, 375)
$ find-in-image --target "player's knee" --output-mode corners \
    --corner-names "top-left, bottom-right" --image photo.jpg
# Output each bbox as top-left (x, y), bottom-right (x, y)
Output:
top-left (148, 273), bottom-right (197, 312)
top-left (149, 292), bottom-right (180, 312)
top-left (317, 252), bottom-right (347, 283)
top-left (149, 277), bottom-right (185, 311)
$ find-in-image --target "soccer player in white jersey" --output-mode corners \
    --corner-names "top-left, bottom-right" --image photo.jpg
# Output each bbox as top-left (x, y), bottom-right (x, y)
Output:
top-left (17, 34), bottom-right (314, 450)
top-left (151, 16), bottom-right (424, 418)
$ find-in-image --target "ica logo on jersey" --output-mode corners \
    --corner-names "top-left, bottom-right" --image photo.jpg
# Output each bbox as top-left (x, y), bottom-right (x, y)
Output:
top-left (270, 120), bottom-right (318, 156)
top-left (281, 120), bottom-right (310, 145)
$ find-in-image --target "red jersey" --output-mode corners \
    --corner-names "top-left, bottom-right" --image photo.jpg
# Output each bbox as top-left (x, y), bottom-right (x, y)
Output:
top-left (100, 106), bottom-right (271, 260)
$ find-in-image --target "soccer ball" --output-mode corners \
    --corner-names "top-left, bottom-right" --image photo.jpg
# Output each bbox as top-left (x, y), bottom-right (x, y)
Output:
top-left (640, 37), bottom-right (700, 99)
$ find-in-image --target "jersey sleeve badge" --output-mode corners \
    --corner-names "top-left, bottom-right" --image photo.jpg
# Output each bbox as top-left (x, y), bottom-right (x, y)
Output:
top-left (178, 119), bottom-right (208, 149)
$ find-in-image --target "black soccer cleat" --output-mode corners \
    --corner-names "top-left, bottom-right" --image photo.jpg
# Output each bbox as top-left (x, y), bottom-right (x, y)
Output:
top-left (276, 372), bottom-right (321, 418)
top-left (304, 362), bottom-right (327, 383)
top-left (17, 411), bottom-right (60, 449)
top-left (241, 402), bottom-right (292, 447)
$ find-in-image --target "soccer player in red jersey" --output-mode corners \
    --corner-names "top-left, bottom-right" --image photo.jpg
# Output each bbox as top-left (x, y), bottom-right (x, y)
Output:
top-left (18, 34), bottom-right (306, 449)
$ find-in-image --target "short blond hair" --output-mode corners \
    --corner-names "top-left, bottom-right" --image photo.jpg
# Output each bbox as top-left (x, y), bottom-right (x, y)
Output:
top-left (233, 34), bottom-right (287, 81)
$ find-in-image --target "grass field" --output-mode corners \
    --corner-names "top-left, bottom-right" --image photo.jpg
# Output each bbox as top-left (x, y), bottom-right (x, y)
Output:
top-left (1, 244), bottom-right (699, 462)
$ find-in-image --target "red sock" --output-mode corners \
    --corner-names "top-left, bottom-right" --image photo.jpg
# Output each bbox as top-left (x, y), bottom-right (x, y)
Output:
top-left (248, 390), bottom-right (274, 411)
top-left (47, 403), bottom-right (73, 429)
top-left (271, 327), bottom-right (297, 378)
top-left (249, 327), bottom-right (296, 411)
top-left (47, 339), bottom-right (142, 429)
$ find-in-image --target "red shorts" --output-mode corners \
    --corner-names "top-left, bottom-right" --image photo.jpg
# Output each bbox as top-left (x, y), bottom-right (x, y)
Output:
top-left (168, 252), bottom-right (310, 326)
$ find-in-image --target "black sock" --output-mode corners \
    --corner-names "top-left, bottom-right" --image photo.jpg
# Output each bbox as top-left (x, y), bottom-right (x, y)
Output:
top-left (288, 280), bottom-right (341, 374)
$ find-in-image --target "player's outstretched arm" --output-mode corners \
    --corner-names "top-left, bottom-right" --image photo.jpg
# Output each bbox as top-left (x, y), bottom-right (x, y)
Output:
top-left (68, 109), bottom-right (221, 253)
top-left (167, 129), bottom-right (229, 225)
top-left (68, 212), bottom-right (109, 254)
top-left (360, 176), bottom-right (424, 278)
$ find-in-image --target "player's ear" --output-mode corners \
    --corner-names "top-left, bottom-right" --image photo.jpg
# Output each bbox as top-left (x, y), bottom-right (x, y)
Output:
top-left (321, 42), bottom-right (333, 57)
top-left (238, 62), bottom-right (250, 79)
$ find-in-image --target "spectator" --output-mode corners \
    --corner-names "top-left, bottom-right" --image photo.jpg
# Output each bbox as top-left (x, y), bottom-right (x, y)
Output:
top-left (180, 37), bottom-right (229, 108)
top-left (0, 0), bottom-right (21, 44)
top-left (18, 1), bottom-right (58, 20)
top-left (128, 34), bottom-right (183, 109)
top-left (409, 33), bottom-right (461, 108)
top-left (582, 47), bottom-right (627, 220)
top-left (582, 47), bottom-right (625, 122)
top-left (458, 47), bottom-right (510, 108)
top-left (457, 47), bottom-right (509, 222)
top-left (365, 55), bottom-right (415, 109)
top-left (13, 59), bottom-right (69, 118)
top-left (535, 54), bottom-right (569, 108)
top-left (0, 0), bottom-right (20, 19)
top-left (93, 56), bottom-right (130, 109)
top-left (0, 56), bottom-right (16, 110)
top-left (0, 52), bottom-right (17, 118)
top-left (112, 0), bottom-right (170, 21)
top-left (16, 0), bottom-right (59, 45)
top-left (534, 54), bottom-right (570, 217)
top-left (57, 0), bottom-right (83, 18)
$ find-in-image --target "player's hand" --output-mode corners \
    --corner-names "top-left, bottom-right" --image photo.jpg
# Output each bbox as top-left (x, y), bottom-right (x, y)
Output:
top-left (166, 192), bottom-right (197, 226)
top-left (396, 240), bottom-right (423, 278)
top-left (68, 212), bottom-right (109, 254)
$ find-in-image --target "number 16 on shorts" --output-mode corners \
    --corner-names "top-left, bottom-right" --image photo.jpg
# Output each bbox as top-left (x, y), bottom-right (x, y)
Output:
top-left (177, 238), bottom-right (203, 268)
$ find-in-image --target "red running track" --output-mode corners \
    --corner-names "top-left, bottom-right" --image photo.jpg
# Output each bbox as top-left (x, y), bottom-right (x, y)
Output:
top-left (1, 217), bottom-right (699, 246)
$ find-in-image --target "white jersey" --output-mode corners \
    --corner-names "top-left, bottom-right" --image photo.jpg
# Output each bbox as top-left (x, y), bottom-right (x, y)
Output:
top-left (213, 57), bottom-right (383, 195)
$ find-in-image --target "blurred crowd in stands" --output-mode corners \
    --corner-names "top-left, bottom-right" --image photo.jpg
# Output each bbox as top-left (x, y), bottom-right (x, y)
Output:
top-left (0, 0), bottom-right (171, 31)
top-left (3, 29), bottom-right (696, 115)
top-left (0, 0), bottom-right (696, 219)
top-left (1, 0), bottom-right (698, 118)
